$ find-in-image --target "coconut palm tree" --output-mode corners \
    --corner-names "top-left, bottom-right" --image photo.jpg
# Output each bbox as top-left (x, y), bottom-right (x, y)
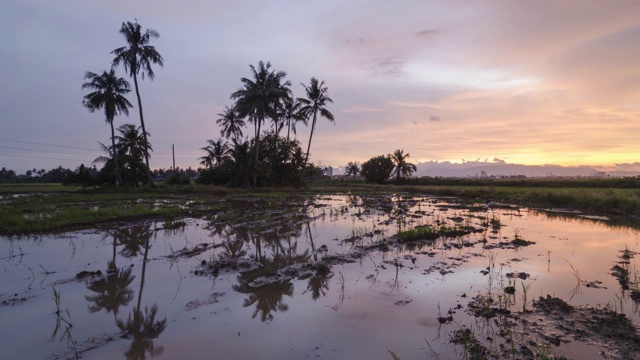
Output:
top-left (216, 105), bottom-right (245, 141)
top-left (112, 20), bottom-right (164, 187)
top-left (345, 161), bottom-right (360, 179)
top-left (231, 61), bottom-right (291, 188)
top-left (115, 123), bottom-right (152, 162)
top-left (391, 149), bottom-right (417, 180)
top-left (278, 97), bottom-right (307, 142)
top-left (199, 138), bottom-right (229, 169)
top-left (82, 69), bottom-right (133, 187)
top-left (298, 77), bottom-right (334, 185)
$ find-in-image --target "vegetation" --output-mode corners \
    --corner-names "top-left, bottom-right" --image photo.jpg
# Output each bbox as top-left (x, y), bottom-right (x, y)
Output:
top-left (345, 161), bottom-right (360, 179)
top-left (390, 149), bottom-right (417, 181)
top-left (112, 20), bottom-right (164, 186)
top-left (82, 69), bottom-right (133, 186)
top-left (231, 61), bottom-right (291, 188)
top-left (361, 154), bottom-right (395, 184)
top-left (298, 77), bottom-right (334, 185)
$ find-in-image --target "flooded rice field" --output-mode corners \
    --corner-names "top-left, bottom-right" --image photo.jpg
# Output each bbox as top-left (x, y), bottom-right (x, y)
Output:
top-left (2, 193), bottom-right (640, 359)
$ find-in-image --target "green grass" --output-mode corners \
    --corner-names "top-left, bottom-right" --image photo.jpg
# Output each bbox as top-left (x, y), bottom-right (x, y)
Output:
top-left (397, 185), bottom-right (640, 217)
top-left (2, 178), bottom-right (639, 235)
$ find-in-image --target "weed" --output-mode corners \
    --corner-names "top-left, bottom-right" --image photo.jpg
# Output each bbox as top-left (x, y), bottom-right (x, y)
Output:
top-left (49, 287), bottom-right (78, 358)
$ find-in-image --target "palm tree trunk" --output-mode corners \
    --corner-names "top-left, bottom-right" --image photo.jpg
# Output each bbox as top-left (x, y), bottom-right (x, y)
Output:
top-left (299, 111), bottom-right (317, 186)
top-left (132, 73), bottom-right (155, 187)
top-left (110, 121), bottom-right (124, 186)
top-left (286, 118), bottom-right (291, 142)
top-left (252, 116), bottom-right (262, 188)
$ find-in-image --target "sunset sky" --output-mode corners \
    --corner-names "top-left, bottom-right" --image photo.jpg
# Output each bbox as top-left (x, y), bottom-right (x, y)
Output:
top-left (2, 0), bottom-right (640, 174)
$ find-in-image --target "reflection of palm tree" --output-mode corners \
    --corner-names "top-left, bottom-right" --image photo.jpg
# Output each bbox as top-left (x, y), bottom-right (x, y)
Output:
top-left (221, 237), bottom-right (246, 259)
top-left (116, 305), bottom-right (166, 359)
top-left (118, 224), bottom-right (154, 258)
top-left (304, 269), bottom-right (333, 300)
top-left (112, 20), bottom-right (164, 186)
top-left (116, 229), bottom-right (167, 360)
top-left (298, 77), bottom-right (334, 185)
top-left (82, 69), bottom-right (133, 186)
top-left (86, 261), bottom-right (135, 316)
top-left (233, 278), bottom-right (293, 322)
top-left (86, 232), bottom-right (135, 316)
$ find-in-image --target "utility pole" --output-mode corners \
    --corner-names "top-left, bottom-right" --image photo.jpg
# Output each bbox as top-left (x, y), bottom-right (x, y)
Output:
top-left (172, 144), bottom-right (176, 172)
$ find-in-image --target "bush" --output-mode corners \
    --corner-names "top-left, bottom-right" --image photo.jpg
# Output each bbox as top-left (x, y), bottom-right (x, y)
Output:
top-left (165, 172), bottom-right (191, 185)
top-left (361, 155), bottom-right (394, 184)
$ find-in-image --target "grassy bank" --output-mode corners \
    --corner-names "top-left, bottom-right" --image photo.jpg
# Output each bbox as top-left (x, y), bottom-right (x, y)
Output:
top-left (1, 180), bottom-right (639, 235)
top-left (399, 185), bottom-right (640, 216)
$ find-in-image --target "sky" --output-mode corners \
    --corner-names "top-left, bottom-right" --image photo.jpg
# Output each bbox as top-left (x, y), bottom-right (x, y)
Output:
top-left (2, 0), bottom-right (640, 175)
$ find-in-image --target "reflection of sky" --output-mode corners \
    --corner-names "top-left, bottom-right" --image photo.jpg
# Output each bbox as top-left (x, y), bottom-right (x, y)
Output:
top-left (2, 196), bottom-right (640, 358)
top-left (2, 1), bottom-right (640, 173)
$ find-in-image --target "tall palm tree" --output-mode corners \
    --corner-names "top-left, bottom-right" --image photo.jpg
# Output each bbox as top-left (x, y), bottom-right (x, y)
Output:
top-left (278, 97), bottom-right (307, 142)
top-left (82, 69), bottom-right (133, 187)
top-left (298, 77), bottom-right (334, 185)
top-left (216, 105), bottom-right (245, 141)
top-left (231, 61), bottom-right (291, 187)
top-left (112, 20), bottom-right (164, 187)
top-left (391, 149), bottom-right (417, 180)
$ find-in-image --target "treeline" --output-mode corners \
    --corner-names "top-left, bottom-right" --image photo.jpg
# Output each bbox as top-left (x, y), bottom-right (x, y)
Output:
top-left (397, 176), bottom-right (640, 189)
top-left (0, 165), bottom-right (198, 186)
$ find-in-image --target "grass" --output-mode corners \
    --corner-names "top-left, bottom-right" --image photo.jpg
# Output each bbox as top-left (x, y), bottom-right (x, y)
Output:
top-left (2, 178), bottom-right (640, 235)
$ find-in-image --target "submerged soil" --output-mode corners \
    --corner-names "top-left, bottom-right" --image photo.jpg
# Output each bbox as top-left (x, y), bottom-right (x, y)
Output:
top-left (2, 193), bottom-right (640, 359)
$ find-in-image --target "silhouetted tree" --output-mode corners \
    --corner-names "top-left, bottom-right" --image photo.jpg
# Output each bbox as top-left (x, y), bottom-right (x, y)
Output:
top-left (278, 97), bottom-right (307, 142)
top-left (216, 105), bottom-right (245, 141)
top-left (82, 69), bottom-right (133, 186)
top-left (231, 61), bottom-right (291, 188)
top-left (391, 149), bottom-right (417, 181)
top-left (112, 20), bottom-right (164, 187)
top-left (345, 161), bottom-right (360, 179)
top-left (361, 154), bottom-right (394, 184)
top-left (298, 77), bottom-right (334, 185)
top-left (199, 138), bottom-right (229, 169)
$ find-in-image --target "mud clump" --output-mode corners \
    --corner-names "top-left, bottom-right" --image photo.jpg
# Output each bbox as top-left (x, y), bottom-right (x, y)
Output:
top-left (533, 295), bottom-right (573, 314)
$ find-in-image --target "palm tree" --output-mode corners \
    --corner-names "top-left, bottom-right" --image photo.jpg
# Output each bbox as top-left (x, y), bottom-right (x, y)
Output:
top-left (278, 97), bottom-right (307, 142)
top-left (216, 105), bottom-right (245, 141)
top-left (115, 123), bottom-right (152, 161)
top-left (82, 69), bottom-right (133, 187)
top-left (298, 77), bottom-right (334, 185)
top-left (345, 161), bottom-right (360, 179)
top-left (199, 138), bottom-right (229, 169)
top-left (391, 149), bottom-right (417, 180)
top-left (231, 61), bottom-right (291, 187)
top-left (112, 20), bottom-right (164, 187)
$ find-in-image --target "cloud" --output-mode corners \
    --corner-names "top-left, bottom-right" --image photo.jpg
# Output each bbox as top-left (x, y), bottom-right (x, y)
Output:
top-left (344, 36), bottom-right (380, 46)
top-left (429, 115), bottom-right (441, 122)
top-left (370, 56), bottom-right (405, 78)
top-left (414, 28), bottom-right (439, 38)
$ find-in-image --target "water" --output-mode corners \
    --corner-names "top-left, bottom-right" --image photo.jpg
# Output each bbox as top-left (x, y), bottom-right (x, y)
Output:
top-left (1, 194), bottom-right (639, 359)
